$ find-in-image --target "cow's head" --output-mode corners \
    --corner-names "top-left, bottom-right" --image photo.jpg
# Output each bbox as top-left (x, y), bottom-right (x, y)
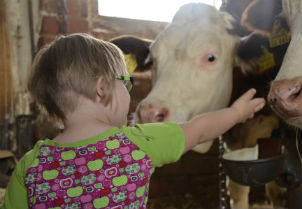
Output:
top-left (112, 3), bottom-right (258, 153)
top-left (137, 4), bottom-right (239, 125)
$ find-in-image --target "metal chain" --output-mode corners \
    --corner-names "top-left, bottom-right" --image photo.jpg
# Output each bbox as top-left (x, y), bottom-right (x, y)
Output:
top-left (218, 136), bottom-right (230, 209)
top-left (56, 0), bottom-right (67, 34)
top-left (296, 130), bottom-right (302, 165)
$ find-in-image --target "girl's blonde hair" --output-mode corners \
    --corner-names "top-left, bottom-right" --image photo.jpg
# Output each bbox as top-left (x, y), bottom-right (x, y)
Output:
top-left (28, 33), bottom-right (127, 120)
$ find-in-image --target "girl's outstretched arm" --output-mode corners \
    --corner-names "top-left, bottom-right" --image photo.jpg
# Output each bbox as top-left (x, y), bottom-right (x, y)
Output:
top-left (180, 88), bottom-right (265, 153)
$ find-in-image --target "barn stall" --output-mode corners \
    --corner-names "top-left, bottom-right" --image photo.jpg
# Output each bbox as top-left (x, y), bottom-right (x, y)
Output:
top-left (0, 0), bottom-right (301, 208)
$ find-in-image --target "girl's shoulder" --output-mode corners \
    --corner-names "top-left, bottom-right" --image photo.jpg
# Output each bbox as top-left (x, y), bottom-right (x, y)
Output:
top-left (18, 140), bottom-right (48, 172)
top-left (10, 140), bottom-right (48, 187)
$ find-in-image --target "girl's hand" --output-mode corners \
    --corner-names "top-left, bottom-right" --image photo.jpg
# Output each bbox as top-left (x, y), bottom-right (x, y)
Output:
top-left (231, 89), bottom-right (266, 123)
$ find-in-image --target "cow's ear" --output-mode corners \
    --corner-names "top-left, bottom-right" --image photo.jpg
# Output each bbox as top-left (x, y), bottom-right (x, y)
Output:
top-left (110, 35), bottom-right (153, 72)
top-left (220, 10), bottom-right (236, 31)
top-left (241, 0), bottom-right (283, 36)
top-left (234, 32), bottom-right (269, 73)
top-left (219, 0), bottom-right (255, 36)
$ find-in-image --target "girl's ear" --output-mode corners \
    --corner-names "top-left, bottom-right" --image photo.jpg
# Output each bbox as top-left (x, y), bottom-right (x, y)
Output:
top-left (96, 76), bottom-right (105, 99)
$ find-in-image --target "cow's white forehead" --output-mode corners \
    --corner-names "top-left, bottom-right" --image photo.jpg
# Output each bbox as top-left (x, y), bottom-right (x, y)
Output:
top-left (150, 3), bottom-right (236, 57)
top-left (171, 3), bottom-right (234, 29)
top-left (172, 3), bottom-right (220, 24)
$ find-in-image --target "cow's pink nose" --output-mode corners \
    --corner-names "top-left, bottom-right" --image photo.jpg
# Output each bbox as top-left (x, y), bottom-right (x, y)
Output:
top-left (137, 104), bottom-right (170, 123)
top-left (268, 80), bottom-right (302, 107)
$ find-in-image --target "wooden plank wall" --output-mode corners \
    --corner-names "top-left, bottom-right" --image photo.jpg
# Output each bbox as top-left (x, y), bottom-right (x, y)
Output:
top-left (0, 1), bottom-right (12, 122)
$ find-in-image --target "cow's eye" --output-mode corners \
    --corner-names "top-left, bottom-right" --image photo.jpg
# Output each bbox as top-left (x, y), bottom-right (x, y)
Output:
top-left (207, 55), bottom-right (216, 62)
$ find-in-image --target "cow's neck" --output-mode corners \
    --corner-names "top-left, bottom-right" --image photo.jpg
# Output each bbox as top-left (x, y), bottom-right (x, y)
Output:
top-left (290, 14), bottom-right (302, 36)
top-left (283, 0), bottom-right (302, 27)
top-left (275, 14), bottom-right (302, 81)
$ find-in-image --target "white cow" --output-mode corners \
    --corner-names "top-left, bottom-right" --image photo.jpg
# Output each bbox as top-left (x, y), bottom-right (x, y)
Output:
top-left (268, 0), bottom-right (302, 129)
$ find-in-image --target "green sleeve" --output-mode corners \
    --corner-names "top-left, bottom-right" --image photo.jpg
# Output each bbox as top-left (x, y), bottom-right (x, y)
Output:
top-left (122, 122), bottom-right (186, 167)
top-left (1, 141), bottom-right (43, 209)
top-left (2, 160), bottom-right (28, 209)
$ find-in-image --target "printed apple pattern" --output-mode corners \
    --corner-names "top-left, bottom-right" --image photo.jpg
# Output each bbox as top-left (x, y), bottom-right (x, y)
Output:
top-left (25, 133), bottom-right (154, 209)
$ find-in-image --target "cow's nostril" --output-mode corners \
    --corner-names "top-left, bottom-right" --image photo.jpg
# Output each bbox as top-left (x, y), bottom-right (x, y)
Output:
top-left (137, 104), bottom-right (170, 123)
top-left (154, 107), bottom-right (169, 122)
top-left (155, 113), bottom-right (166, 122)
top-left (268, 93), bottom-right (278, 105)
top-left (270, 97), bottom-right (277, 105)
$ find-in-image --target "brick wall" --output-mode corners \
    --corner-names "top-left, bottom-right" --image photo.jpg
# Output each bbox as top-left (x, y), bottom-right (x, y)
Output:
top-left (38, 0), bottom-right (90, 49)
top-left (38, 0), bottom-right (166, 48)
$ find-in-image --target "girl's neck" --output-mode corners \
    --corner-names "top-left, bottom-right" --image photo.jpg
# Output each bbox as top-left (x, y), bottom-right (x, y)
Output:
top-left (53, 119), bottom-right (114, 143)
top-left (53, 105), bottom-right (113, 143)
top-left (54, 126), bottom-right (113, 144)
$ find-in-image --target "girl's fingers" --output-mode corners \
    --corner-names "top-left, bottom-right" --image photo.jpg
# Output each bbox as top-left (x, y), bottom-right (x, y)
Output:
top-left (251, 98), bottom-right (266, 107)
top-left (241, 88), bottom-right (257, 101)
top-left (252, 98), bottom-right (265, 112)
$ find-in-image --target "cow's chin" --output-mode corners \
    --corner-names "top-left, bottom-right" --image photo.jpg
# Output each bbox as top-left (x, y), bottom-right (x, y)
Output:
top-left (271, 108), bottom-right (302, 129)
top-left (273, 105), bottom-right (302, 130)
top-left (285, 117), bottom-right (302, 129)
top-left (192, 141), bottom-right (214, 154)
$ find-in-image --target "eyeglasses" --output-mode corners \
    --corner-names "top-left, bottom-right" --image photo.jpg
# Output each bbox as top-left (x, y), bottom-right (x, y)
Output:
top-left (115, 75), bottom-right (134, 93)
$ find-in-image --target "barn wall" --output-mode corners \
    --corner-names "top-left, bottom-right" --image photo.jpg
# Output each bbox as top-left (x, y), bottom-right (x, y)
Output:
top-left (38, 0), bottom-right (167, 44)
top-left (4, 0), bottom-right (41, 113)
top-left (0, 1), bottom-right (12, 121)
top-left (0, 0), bottom-right (41, 151)
top-left (38, 0), bottom-right (89, 47)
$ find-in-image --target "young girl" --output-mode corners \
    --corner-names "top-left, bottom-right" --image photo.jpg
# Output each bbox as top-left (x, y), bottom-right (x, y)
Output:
top-left (1, 33), bottom-right (265, 209)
